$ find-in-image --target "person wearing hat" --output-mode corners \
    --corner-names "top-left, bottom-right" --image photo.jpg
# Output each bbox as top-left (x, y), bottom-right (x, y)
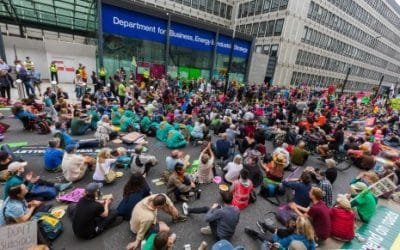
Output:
top-left (262, 152), bottom-right (286, 183)
top-left (61, 144), bottom-right (94, 182)
top-left (4, 161), bottom-right (71, 200)
top-left (130, 145), bottom-right (158, 177)
top-left (72, 182), bottom-right (123, 239)
top-left (43, 138), bottom-right (64, 172)
top-left (330, 195), bottom-right (355, 241)
top-left (349, 181), bottom-right (377, 223)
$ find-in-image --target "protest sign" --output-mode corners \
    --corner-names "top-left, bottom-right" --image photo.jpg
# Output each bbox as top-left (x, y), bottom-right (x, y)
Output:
top-left (0, 220), bottom-right (37, 250)
top-left (58, 188), bottom-right (85, 203)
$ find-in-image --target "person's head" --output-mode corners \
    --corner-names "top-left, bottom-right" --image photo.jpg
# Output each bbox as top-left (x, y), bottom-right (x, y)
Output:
top-left (233, 155), bottom-right (242, 165)
top-left (286, 218), bottom-right (297, 232)
top-left (336, 194), bottom-right (351, 210)
top-left (309, 187), bottom-right (324, 202)
top-left (239, 168), bottom-right (249, 181)
top-left (171, 150), bottom-right (181, 159)
top-left (153, 232), bottom-right (176, 250)
top-left (48, 138), bottom-right (60, 148)
top-left (300, 171), bottom-right (311, 185)
top-left (297, 140), bottom-right (305, 148)
top-left (152, 194), bottom-right (167, 208)
top-left (101, 114), bottom-right (109, 123)
top-left (134, 145), bottom-right (143, 155)
top-left (295, 216), bottom-right (315, 241)
top-left (8, 184), bottom-right (29, 200)
top-left (325, 158), bottom-right (336, 169)
top-left (220, 133), bottom-right (227, 140)
top-left (350, 181), bottom-right (368, 195)
top-left (8, 161), bottom-right (27, 175)
top-left (0, 151), bottom-right (11, 164)
top-left (73, 109), bottom-right (81, 117)
top-left (85, 182), bottom-right (102, 200)
top-left (123, 172), bottom-right (146, 197)
top-left (288, 240), bottom-right (307, 250)
top-left (200, 153), bottom-right (210, 164)
top-left (98, 148), bottom-right (112, 162)
top-left (174, 163), bottom-right (185, 175)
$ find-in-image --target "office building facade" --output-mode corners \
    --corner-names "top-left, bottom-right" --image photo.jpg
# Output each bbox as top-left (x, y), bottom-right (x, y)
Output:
top-left (236, 0), bottom-right (400, 92)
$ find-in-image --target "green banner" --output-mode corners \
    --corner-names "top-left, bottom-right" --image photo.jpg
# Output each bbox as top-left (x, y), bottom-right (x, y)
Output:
top-left (341, 206), bottom-right (400, 249)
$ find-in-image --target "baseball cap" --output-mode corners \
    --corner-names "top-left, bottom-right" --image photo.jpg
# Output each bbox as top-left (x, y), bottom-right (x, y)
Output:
top-left (85, 182), bottom-right (102, 194)
top-left (8, 161), bottom-right (27, 172)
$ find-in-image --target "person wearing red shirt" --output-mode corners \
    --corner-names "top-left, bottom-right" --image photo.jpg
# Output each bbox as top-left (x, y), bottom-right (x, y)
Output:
top-left (291, 187), bottom-right (331, 242)
top-left (330, 195), bottom-right (355, 241)
top-left (231, 169), bottom-right (253, 210)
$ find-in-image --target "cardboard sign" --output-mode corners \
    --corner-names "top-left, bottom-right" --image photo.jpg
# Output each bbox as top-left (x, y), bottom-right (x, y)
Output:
top-left (369, 174), bottom-right (397, 197)
top-left (342, 206), bottom-right (400, 249)
top-left (58, 188), bottom-right (85, 203)
top-left (0, 220), bottom-right (37, 250)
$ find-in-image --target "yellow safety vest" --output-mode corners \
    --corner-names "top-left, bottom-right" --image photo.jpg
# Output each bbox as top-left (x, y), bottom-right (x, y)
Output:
top-left (50, 65), bottom-right (57, 72)
top-left (99, 69), bottom-right (106, 77)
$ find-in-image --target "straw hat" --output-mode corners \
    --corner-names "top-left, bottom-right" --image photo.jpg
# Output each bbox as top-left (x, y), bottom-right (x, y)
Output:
top-left (273, 153), bottom-right (287, 166)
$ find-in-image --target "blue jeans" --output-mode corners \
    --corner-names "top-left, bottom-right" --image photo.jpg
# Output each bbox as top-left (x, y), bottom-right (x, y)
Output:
top-left (23, 79), bottom-right (35, 96)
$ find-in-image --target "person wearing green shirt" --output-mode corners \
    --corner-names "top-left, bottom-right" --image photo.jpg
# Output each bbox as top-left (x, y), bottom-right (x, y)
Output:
top-left (118, 82), bottom-right (126, 107)
top-left (140, 112), bottom-right (152, 134)
top-left (49, 61), bottom-right (58, 83)
top-left (140, 231), bottom-right (176, 250)
top-left (120, 110), bottom-right (136, 132)
top-left (99, 67), bottom-right (107, 83)
top-left (71, 109), bottom-right (93, 136)
top-left (350, 181), bottom-right (377, 223)
top-left (111, 105), bottom-right (122, 126)
top-left (291, 141), bottom-right (310, 166)
top-left (87, 107), bottom-right (100, 130)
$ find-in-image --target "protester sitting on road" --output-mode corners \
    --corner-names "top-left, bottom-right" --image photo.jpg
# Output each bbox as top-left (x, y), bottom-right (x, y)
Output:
top-left (197, 142), bottom-right (215, 183)
top-left (71, 183), bottom-right (123, 239)
top-left (291, 141), bottom-right (309, 166)
top-left (315, 171), bottom-right (333, 207)
top-left (95, 115), bottom-right (116, 146)
top-left (43, 138), bottom-right (64, 172)
top-left (290, 187), bottom-right (331, 242)
top-left (140, 231), bottom-right (177, 250)
top-left (182, 191), bottom-right (240, 241)
top-left (4, 161), bottom-right (71, 200)
top-left (0, 183), bottom-right (43, 226)
top-left (191, 117), bottom-right (207, 140)
top-left (62, 144), bottom-right (94, 182)
top-left (231, 169), bottom-right (254, 210)
top-left (245, 216), bottom-right (315, 250)
top-left (283, 172), bottom-right (312, 208)
top-left (245, 218), bottom-right (296, 243)
top-left (223, 155), bottom-right (243, 184)
top-left (130, 145), bottom-right (158, 177)
top-left (330, 195), bottom-right (355, 241)
top-left (325, 159), bottom-right (338, 184)
top-left (349, 181), bottom-right (377, 223)
top-left (166, 163), bottom-right (196, 202)
top-left (273, 143), bottom-right (291, 169)
top-left (262, 153), bottom-right (286, 183)
top-left (117, 173), bottom-right (151, 220)
top-left (128, 194), bottom-right (186, 250)
top-left (317, 124), bottom-right (344, 157)
top-left (165, 150), bottom-right (189, 172)
top-left (0, 145), bottom-right (22, 182)
top-left (214, 133), bottom-right (231, 161)
top-left (70, 109), bottom-right (94, 136)
top-left (93, 148), bottom-right (117, 184)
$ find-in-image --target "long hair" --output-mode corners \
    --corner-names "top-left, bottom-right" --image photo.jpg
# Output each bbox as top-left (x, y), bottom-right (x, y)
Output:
top-left (123, 173), bottom-right (146, 198)
top-left (296, 216), bottom-right (315, 241)
top-left (97, 148), bottom-right (112, 164)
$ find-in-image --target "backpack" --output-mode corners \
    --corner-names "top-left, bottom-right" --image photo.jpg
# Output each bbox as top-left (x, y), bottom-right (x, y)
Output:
top-left (32, 212), bottom-right (64, 240)
top-left (276, 205), bottom-right (297, 226)
top-left (36, 120), bottom-right (51, 134)
top-left (30, 185), bottom-right (58, 200)
top-left (115, 156), bottom-right (132, 169)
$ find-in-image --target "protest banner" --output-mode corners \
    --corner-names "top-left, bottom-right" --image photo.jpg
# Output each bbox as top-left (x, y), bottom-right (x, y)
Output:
top-left (0, 220), bottom-right (37, 250)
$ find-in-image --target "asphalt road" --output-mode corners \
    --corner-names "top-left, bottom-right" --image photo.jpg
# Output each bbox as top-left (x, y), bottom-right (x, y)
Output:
top-left (2, 84), bottom-right (364, 250)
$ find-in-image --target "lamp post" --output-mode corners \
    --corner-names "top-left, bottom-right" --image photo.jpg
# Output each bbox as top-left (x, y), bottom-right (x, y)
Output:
top-left (340, 67), bottom-right (351, 95)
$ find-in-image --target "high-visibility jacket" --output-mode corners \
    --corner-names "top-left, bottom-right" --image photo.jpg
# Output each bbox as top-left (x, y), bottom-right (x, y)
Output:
top-left (99, 69), bottom-right (106, 77)
top-left (50, 64), bottom-right (57, 72)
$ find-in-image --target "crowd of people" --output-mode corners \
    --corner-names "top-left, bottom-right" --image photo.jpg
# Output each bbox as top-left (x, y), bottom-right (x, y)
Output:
top-left (0, 58), bottom-right (399, 250)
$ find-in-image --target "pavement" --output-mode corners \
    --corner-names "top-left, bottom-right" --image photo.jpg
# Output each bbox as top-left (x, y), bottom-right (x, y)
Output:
top-left (1, 83), bottom-right (399, 250)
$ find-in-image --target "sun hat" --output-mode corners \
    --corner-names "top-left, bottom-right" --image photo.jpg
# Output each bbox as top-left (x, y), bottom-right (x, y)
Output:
top-left (350, 181), bottom-right (368, 192)
top-left (273, 153), bottom-right (287, 166)
top-left (8, 161), bottom-right (27, 172)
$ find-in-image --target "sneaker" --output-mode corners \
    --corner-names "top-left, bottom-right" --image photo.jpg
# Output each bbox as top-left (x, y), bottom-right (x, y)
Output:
top-left (182, 202), bottom-right (189, 216)
top-left (256, 221), bottom-right (267, 234)
top-left (179, 195), bottom-right (189, 202)
top-left (173, 214), bottom-right (187, 223)
top-left (244, 227), bottom-right (263, 241)
top-left (200, 226), bottom-right (212, 235)
top-left (55, 182), bottom-right (73, 191)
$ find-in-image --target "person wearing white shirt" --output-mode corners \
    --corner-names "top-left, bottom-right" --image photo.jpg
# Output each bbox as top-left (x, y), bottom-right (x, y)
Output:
top-left (93, 148), bottom-right (117, 183)
top-left (223, 155), bottom-right (243, 183)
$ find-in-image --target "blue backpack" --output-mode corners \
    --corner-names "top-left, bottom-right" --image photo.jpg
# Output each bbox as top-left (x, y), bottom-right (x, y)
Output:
top-left (32, 212), bottom-right (64, 240)
top-left (30, 185), bottom-right (57, 200)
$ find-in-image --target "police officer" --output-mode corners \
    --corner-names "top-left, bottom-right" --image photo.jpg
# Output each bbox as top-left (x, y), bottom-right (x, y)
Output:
top-left (50, 61), bottom-right (58, 83)
top-left (99, 66), bottom-right (107, 84)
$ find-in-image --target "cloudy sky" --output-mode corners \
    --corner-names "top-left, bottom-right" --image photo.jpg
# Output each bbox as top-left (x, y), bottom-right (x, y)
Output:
top-left (397, 0), bottom-right (400, 6)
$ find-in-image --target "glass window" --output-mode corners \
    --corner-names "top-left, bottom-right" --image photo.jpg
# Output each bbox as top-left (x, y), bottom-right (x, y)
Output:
top-left (263, 0), bottom-right (271, 13)
top-left (245, 24), bottom-right (252, 34)
top-left (280, 0), bottom-right (289, 9)
top-left (192, 0), bottom-right (199, 8)
top-left (266, 20), bottom-right (275, 36)
top-left (183, 0), bottom-right (191, 7)
top-left (274, 19), bottom-right (284, 36)
top-left (256, 45), bottom-right (263, 53)
top-left (248, 1), bottom-right (256, 16)
top-left (270, 0), bottom-right (279, 11)
top-left (258, 21), bottom-right (267, 37)
top-left (213, 1), bottom-right (220, 15)
top-left (255, 0), bottom-right (263, 15)
top-left (270, 44), bottom-right (279, 57)
top-left (263, 45), bottom-right (270, 54)
top-left (242, 2), bottom-right (249, 17)
top-left (207, 0), bottom-right (214, 13)
top-left (252, 22), bottom-right (260, 36)
top-left (220, 3), bottom-right (226, 18)
top-left (227, 5), bottom-right (232, 19)
top-left (199, 0), bottom-right (206, 11)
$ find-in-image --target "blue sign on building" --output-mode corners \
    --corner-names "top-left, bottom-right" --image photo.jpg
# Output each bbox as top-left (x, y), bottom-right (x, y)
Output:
top-left (102, 4), bottom-right (250, 58)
